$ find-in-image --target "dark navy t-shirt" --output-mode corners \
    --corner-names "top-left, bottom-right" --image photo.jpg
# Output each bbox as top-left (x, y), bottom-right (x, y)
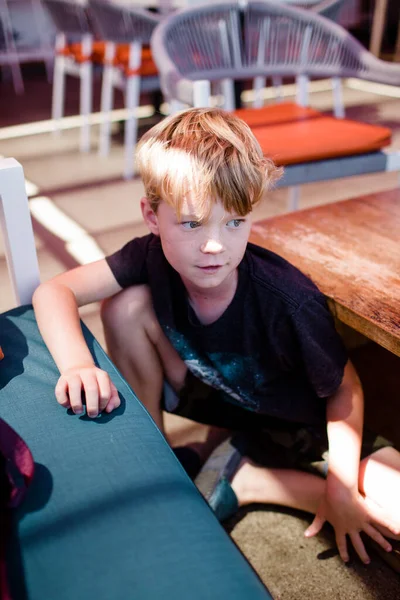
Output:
top-left (106, 233), bottom-right (348, 425)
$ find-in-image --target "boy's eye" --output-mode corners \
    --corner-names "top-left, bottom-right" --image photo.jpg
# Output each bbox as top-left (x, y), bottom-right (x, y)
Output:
top-left (181, 221), bottom-right (201, 229)
top-left (227, 219), bottom-right (245, 228)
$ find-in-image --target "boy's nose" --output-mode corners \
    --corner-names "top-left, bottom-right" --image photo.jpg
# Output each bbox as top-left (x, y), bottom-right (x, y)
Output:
top-left (200, 238), bottom-right (224, 253)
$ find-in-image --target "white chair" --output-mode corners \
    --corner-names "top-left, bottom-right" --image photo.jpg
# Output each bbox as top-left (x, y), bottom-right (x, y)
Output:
top-left (42, 0), bottom-right (96, 153)
top-left (0, 0), bottom-right (54, 95)
top-left (0, 158), bottom-right (39, 304)
top-left (251, 0), bottom-right (348, 116)
top-left (88, 0), bottom-right (161, 179)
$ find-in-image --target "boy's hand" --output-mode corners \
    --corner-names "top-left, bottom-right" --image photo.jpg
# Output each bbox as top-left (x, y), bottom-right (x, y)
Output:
top-left (55, 365), bottom-right (121, 418)
top-left (304, 479), bottom-right (397, 564)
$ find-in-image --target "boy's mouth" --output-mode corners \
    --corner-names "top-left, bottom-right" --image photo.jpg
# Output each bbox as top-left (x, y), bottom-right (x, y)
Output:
top-left (197, 265), bottom-right (223, 273)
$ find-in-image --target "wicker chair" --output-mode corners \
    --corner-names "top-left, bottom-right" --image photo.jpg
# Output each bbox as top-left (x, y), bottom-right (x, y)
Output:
top-left (0, 0), bottom-right (54, 94)
top-left (252, 0), bottom-right (348, 115)
top-left (151, 0), bottom-right (400, 210)
top-left (42, 0), bottom-right (97, 152)
top-left (88, 0), bottom-right (161, 179)
top-left (42, 0), bottom-right (160, 177)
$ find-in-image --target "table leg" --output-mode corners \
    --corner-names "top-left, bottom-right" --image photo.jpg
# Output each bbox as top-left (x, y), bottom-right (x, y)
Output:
top-left (369, 0), bottom-right (388, 57)
top-left (394, 17), bottom-right (400, 62)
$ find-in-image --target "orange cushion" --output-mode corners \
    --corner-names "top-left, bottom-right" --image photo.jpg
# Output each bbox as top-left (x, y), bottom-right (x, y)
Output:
top-left (235, 102), bottom-right (392, 165)
top-left (116, 46), bottom-right (158, 77)
top-left (59, 43), bottom-right (154, 71)
top-left (124, 59), bottom-right (158, 77)
top-left (116, 45), bottom-right (152, 63)
top-left (235, 103), bottom-right (321, 127)
top-left (60, 41), bottom-right (107, 63)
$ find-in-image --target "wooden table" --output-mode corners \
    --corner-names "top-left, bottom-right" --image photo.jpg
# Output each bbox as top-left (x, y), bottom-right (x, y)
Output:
top-left (250, 189), bottom-right (400, 357)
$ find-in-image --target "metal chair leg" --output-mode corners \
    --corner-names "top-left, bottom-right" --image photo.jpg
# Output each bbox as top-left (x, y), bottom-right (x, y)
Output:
top-left (272, 76), bottom-right (283, 102)
top-left (51, 54), bottom-right (65, 136)
top-left (98, 43), bottom-right (116, 157)
top-left (253, 76), bottom-right (266, 108)
top-left (288, 186), bottom-right (300, 211)
top-left (220, 78), bottom-right (235, 111)
top-left (332, 77), bottom-right (345, 118)
top-left (80, 61), bottom-right (92, 153)
top-left (79, 35), bottom-right (93, 153)
top-left (124, 75), bottom-right (141, 180)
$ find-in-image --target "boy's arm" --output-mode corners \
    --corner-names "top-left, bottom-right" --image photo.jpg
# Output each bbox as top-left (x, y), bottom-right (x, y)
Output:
top-left (33, 259), bottom-right (123, 417)
top-left (305, 361), bottom-right (395, 563)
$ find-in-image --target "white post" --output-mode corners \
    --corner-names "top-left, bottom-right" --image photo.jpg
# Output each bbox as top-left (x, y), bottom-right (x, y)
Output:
top-left (220, 79), bottom-right (236, 111)
top-left (98, 42), bottom-right (116, 157)
top-left (272, 76), bottom-right (283, 102)
top-left (0, 159), bottom-right (40, 306)
top-left (331, 77), bottom-right (345, 119)
top-left (52, 33), bottom-right (66, 136)
top-left (124, 41), bottom-right (142, 180)
top-left (253, 76), bottom-right (266, 108)
top-left (288, 186), bottom-right (301, 211)
top-left (297, 24), bottom-right (311, 107)
top-left (296, 74), bottom-right (309, 107)
top-left (79, 34), bottom-right (93, 153)
top-left (193, 80), bottom-right (211, 108)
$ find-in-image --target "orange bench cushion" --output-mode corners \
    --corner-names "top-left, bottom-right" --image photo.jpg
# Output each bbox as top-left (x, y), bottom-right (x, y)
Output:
top-left (60, 43), bottom-right (157, 76)
top-left (116, 46), bottom-right (158, 77)
top-left (58, 41), bottom-right (107, 63)
top-left (235, 102), bottom-right (392, 166)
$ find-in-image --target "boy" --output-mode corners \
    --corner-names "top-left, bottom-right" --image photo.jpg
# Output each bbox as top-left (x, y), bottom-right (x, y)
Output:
top-left (33, 108), bottom-right (400, 568)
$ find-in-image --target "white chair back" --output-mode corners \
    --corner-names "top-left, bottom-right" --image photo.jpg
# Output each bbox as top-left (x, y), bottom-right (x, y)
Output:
top-left (0, 159), bottom-right (39, 306)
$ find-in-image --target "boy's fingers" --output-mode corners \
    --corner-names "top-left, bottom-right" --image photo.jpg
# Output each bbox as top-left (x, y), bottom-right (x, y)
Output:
top-left (335, 533), bottom-right (349, 563)
top-left (364, 523), bottom-right (392, 553)
top-left (81, 371), bottom-right (100, 418)
top-left (304, 515), bottom-right (325, 538)
top-left (55, 377), bottom-right (70, 408)
top-left (349, 532), bottom-right (370, 564)
top-left (96, 370), bottom-right (112, 412)
top-left (111, 383), bottom-right (121, 406)
top-left (67, 375), bottom-right (84, 415)
top-left (105, 383), bottom-right (121, 413)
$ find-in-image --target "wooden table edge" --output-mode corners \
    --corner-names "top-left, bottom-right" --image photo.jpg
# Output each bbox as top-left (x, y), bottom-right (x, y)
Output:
top-left (327, 298), bottom-right (400, 358)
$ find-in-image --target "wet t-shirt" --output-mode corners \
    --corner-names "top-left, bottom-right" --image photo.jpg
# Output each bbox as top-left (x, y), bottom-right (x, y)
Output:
top-left (106, 234), bottom-right (348, 425)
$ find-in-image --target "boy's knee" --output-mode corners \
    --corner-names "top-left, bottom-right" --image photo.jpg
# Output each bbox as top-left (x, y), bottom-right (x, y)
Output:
top-left (101, 285), bottom-right (152, 330)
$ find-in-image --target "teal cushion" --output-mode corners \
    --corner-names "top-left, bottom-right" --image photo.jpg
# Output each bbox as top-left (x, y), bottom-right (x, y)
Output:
top-left (0, 306), bottom-right (272, 600)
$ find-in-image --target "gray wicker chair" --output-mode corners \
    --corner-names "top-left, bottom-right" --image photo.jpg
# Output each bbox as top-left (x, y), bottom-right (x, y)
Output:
top-left (151, 0), bottom-right (400, 210)
top-left (88, 0), bottom-right (161, 179)
top-left (43, 0), bottom-right (160, 178)
top-left (42, 0), bottom-right (98, 153)
top-left (252, 0), bottom-right (348, 113)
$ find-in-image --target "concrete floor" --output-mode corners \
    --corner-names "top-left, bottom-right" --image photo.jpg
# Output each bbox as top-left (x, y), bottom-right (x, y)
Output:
top-left (1, 80), bottom-right (400, 598)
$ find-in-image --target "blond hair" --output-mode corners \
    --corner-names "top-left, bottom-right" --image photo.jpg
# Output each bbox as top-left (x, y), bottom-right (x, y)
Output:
top-left (135, 107), bottom-right (282, 221)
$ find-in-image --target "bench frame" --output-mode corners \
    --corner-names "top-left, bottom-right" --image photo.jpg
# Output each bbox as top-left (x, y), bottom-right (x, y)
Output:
top-left (0, 158), bottom-right (40, 305)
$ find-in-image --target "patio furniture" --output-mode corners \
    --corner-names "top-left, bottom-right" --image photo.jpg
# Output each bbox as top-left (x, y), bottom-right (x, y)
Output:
top-left (88, 0), bottom-right (160, 179)
top-left (42, 0), bottom-right (97, 152)
top-left (42, 0), bottom-right (160, 176)
top-left (0, 0), bottom-right (54, 94)
top-left (151, 0), bottom-right (400, 210)
top-left (252, 0), bottom-right (348, 116)
top-left (0, 157), bottom-right (274, 598)
top-left (250, 189), bottom-right (400, 357)
top-left (369, 0), bottom-right (400, 61)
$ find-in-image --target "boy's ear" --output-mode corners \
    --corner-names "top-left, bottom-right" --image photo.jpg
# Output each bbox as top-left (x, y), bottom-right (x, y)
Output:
top-left (141, 197), bottom-right (159, 235)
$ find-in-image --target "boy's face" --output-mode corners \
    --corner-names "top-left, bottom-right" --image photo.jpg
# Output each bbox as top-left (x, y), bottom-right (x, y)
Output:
top-left (141, 197), bottom-right (252, 293)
